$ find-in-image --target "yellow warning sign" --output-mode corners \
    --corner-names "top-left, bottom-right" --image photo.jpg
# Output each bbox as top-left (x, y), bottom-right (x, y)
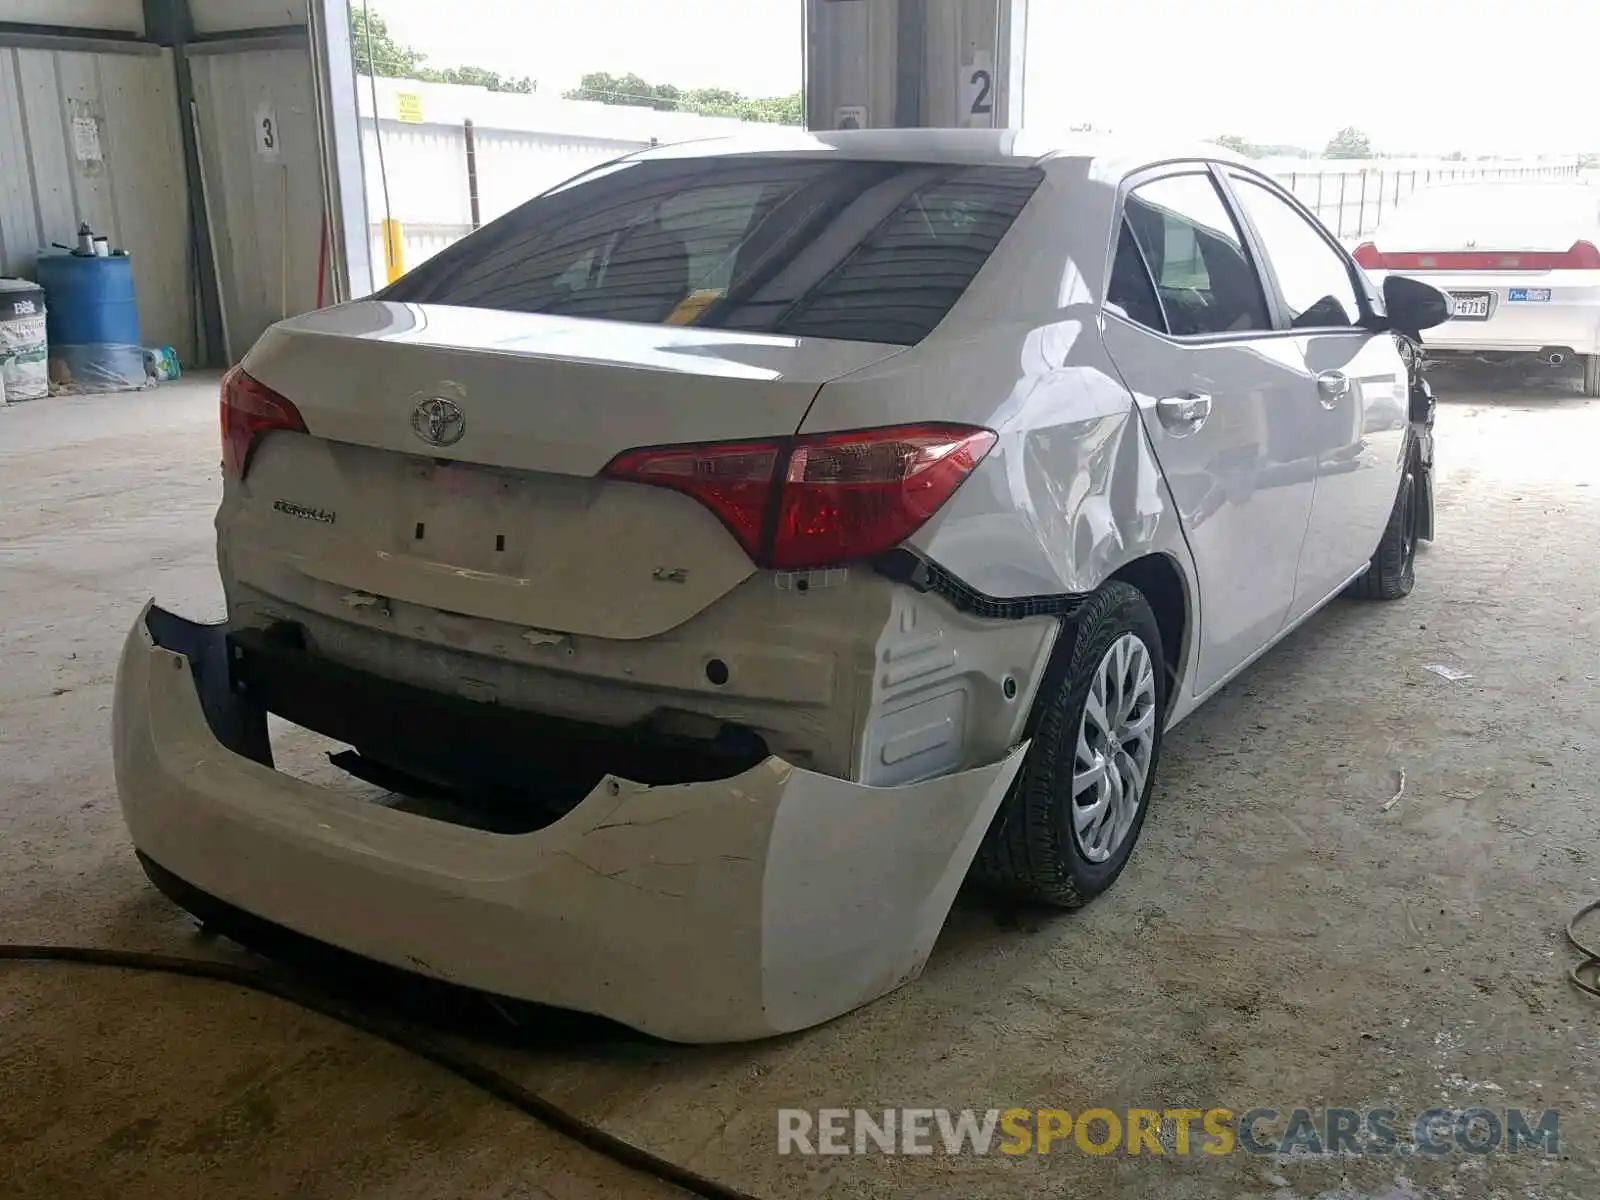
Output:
top-left (396, 92), bottom-right (424, 123)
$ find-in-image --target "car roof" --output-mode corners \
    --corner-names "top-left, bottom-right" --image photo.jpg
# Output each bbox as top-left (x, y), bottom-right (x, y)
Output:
top-left (627, 126), bottom-right (1249, 176)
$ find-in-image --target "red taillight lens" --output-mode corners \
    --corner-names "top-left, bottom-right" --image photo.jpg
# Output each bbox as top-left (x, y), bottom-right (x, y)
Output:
top-left (773, 425), bottom-right (997, 569)
top-left (221, 365), bottom-right (307, 477)
top-left (602, 440), bottom-right (782, 562)
top-left (602, 423), bottom-right (997, 569)
top-left (1355, 240), bottom-right (1600, 272)
top-left (1556, 239), bottom-right (1600, 268)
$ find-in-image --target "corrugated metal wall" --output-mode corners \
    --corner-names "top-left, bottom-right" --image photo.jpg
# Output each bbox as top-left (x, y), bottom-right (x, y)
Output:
top-left (4, 0), bottom-right (144, 30)
top-left (473, 130), bottom-right (642, 222)
top-left (190, 0), bottom-right (304, 34)
top-left (189, 46), bottom-right (327, 359)
top-left (0, 46), bottom-right (193, 361)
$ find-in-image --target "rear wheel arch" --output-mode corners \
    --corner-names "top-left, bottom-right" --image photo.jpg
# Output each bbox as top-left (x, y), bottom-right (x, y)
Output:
top-left (974, 578), bottom-right (1168, 907)
top-left (1019, 552), bottom-right (1191, 739)
top-left (1108, 554), bottom-right (1190, 715)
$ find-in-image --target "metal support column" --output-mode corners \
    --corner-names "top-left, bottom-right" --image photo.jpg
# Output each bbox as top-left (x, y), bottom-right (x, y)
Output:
top-left (143, 0), bottom-right (226, 367)
top-left (805, 0), bottom-right (1024, 131)
top-left (308, 0), bottom-right (375, 301)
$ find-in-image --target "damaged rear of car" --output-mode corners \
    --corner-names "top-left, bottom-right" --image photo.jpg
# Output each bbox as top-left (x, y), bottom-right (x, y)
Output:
top-left (114, 141), bottom-right (1100, 1041)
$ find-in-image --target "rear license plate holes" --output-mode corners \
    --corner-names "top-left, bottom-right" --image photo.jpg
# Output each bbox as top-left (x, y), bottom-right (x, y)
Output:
top-left (1448, 291), bottom-right (1491, 320)
top-left (405, 464), bottom-right (517, 565)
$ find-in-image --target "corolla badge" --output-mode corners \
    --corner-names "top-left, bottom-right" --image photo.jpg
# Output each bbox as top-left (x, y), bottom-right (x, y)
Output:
top-left (411, 396), bottom-right (466, 447)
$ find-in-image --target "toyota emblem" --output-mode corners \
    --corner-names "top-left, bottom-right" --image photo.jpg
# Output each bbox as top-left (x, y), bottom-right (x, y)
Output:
top-left (411, 397), bottom-right (466, 447)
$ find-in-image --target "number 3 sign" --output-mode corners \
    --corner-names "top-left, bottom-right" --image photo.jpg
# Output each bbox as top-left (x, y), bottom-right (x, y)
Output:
top-left (960, 50), bottom-right (995, 128)
top-left (255, 101), bottom-right (280, 161)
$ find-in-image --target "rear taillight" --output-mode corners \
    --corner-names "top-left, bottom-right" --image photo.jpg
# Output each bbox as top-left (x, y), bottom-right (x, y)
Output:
top-left (221, 365), bottom-right (307, 477)
top-left (602, 440), bottom-right (781, 562)
top-left (603, 423), bottom-right (997, 570)
top-left (1353, 239), bottom-right (1600, 271)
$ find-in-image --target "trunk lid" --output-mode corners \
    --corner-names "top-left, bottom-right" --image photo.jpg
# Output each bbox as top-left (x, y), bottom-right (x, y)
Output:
top-left (228, 302), bottom-right (906, 640)
top-left (243, 300), bottom-right (906, 475)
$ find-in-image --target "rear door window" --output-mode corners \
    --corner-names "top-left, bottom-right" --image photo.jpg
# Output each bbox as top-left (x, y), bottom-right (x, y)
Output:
top-left (1122, 174), bottom-right (1271, 336)
top-left (385, 158), bottom-right (1044, 346)
top-left (1107, 220), bottom-right (1166, 332)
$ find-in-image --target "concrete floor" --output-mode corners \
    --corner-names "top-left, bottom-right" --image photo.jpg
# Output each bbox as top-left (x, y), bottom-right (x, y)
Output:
top-left (2, 366), bottom-right (1597, 1200)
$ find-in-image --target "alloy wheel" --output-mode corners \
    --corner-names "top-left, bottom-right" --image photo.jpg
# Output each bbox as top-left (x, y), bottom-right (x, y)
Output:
top-left (1071, 632), bottom-right (1158, 864)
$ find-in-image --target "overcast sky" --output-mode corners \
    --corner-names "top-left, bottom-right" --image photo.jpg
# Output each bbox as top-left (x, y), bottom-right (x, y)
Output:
top-left (370, 0), bottom-right (1598, 155)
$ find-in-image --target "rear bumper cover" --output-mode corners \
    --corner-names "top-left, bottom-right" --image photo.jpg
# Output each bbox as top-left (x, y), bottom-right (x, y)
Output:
top-left (112, 602), bottom-right (1025, 1043)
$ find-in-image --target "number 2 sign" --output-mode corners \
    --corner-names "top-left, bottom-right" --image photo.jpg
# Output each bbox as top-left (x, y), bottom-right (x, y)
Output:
top-left (960, 51), bottom-right (995, 127)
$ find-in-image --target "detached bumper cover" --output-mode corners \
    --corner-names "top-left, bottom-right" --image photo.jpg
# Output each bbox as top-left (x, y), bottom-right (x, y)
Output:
top-left (112, 602), bottom-right (1026, 1043)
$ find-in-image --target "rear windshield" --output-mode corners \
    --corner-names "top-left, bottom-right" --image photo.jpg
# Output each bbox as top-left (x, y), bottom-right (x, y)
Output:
top-left (381, 157), bottom-right (1044, 346)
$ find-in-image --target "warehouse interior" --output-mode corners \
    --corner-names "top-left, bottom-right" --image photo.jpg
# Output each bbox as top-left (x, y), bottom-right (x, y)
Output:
top-left (3, 2), bottom-right (1598, 1199)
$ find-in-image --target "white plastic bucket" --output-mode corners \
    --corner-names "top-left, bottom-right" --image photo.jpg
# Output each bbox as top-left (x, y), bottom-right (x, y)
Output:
top-left (0, 277), bottom-right (48, 402)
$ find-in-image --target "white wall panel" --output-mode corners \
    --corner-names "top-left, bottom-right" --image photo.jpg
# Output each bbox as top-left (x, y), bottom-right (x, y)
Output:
top-left (473, 131), bottom-right (638, 223)
top-left (190, 0), bottom-right (308, 34)
top-left (2, 0), bottom-right (144, 31)
top-left (351, 76), bottom-right (768, 274)
top-left (189, 44), bottom-right (326, 359)
top-left (0, 46), bottom-right (192, 362)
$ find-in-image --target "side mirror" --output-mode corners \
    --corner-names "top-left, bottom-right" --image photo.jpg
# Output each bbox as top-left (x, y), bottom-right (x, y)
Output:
top-left (1382, 274), bottom-right (1452, 336)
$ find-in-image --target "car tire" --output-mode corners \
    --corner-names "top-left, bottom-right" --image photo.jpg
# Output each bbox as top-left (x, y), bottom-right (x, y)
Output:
top-left (1346, 453), bottom-right (1419, 601)
top-left (1584, 353), bottom-right (1600, 398)
top-left (973, 580), bottom-right (1166, 909)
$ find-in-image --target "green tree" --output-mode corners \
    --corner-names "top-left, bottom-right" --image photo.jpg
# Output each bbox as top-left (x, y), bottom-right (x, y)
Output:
top-left (350, 6), bottom-right (424, 77)
top-left (1324, 126), bottom-right (1373, 160)
top-left (738, 92), bottom-right (804, 125)
top-left (430, 65), bottom-right (535, 94)
top-left (350, 6), bottom-right (536, 93)
top-left (565, 71), bottom-right (802, 124)
top-left (1213, 135), bottom-right (1316, 159)
top-left (1213, 134), bottom-right (1261, 157)
top-left (565, 72), bottom-right (675, 109)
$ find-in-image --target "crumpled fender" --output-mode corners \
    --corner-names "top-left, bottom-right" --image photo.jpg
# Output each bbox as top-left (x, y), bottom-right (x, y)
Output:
top-left (907, 349), bottom-right (1189, 599)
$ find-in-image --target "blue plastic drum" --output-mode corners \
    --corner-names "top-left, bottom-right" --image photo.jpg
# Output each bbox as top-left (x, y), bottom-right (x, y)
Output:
top-left (35, 251), bottom-right (145, 392)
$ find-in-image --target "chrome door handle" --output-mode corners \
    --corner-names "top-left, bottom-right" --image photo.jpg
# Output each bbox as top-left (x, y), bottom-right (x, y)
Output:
top-left (1316, 371), bottom-right (1350, 408)
top-left (1156, 393), bottom-right (1212, 435)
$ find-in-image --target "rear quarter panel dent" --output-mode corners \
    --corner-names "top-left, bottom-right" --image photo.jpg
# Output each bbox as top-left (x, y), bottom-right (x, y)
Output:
top-left (910, 362), bottom-right (1189, 599)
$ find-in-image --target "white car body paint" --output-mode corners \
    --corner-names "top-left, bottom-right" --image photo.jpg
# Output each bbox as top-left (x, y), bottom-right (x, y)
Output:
top-left (1368, 265), bottom-right (1600, 357)
top-left (113, 128), bottom-right (1419, 1038)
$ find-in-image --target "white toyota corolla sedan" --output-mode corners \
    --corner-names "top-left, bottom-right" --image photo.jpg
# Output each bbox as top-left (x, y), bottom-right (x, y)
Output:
top-left (113, 129), bottom-right (1449, 1041)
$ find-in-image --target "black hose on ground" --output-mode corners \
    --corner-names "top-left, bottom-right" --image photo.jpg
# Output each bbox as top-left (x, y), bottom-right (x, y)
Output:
top-left (8, 903), bottom-right (1595, 1195)
top-left (0, 943), bottom-right (762, 1200)
top-left (1567, 899), bottom-right (1600, 999)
